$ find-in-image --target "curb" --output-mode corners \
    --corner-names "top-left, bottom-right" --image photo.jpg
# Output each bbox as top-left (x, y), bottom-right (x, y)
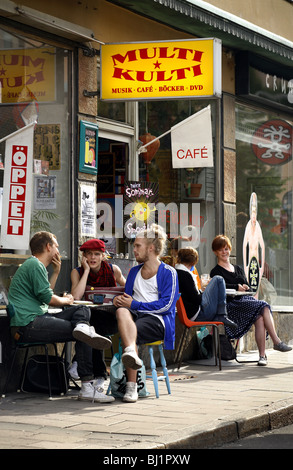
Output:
top-left (152, 399), bottom-right (293, 449)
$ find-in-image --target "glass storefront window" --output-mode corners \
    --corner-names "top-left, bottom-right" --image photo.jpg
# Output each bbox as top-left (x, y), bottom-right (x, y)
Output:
top-left (0, 26), bottom-right (72, 293)
top-left (138, 99), bottom-right (217, 274)
top-left (236, 102), bottom-right (293, 305)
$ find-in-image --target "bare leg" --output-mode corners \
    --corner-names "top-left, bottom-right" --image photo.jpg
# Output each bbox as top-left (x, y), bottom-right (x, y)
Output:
top-left (254, 307), bottom-right (281, 357)
top-left (116, 307), bottom-right (138, 382)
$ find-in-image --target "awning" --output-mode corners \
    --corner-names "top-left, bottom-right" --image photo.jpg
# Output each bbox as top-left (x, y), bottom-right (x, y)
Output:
top-left (107, 0), bottom-right (293, 67)
top-left (0, 0), bottom-right (103, 46)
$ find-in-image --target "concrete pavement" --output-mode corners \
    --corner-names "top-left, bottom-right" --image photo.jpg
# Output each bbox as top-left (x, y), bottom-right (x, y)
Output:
top-left (1, 347), bottom-right (293, 450)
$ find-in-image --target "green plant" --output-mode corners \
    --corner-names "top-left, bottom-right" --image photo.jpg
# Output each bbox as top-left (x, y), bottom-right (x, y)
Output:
top-left (30, 210), bottom-right (59, 233)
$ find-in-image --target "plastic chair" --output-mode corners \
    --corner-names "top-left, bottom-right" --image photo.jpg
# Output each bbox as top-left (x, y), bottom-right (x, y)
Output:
top-left (144, 340), bottom-right (171, 398)
top-left (175, 296), bottom-right (223, 371)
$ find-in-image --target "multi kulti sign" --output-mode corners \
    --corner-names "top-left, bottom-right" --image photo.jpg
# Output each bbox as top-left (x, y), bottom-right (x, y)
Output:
top-left (100, 38), bottom-right (221, 101)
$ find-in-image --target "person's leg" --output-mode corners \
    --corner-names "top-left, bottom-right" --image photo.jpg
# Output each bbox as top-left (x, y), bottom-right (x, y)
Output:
top-left (18, 307), bottom-right (114, 402)
top-left (115, 307), bottom-right (143, 401)
top-left (254, 315), bottom-right (266, 357)
top-left (90, 309), bottom-right (118, 382)
top-left (198, 276), bottom-right (237, 329)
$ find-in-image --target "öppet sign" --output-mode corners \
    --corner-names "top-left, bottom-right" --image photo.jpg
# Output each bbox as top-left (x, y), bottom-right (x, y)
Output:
top-left (100, 38), bottom-right (221, 101)
top-left (0, 122), bottom-right (35, 250)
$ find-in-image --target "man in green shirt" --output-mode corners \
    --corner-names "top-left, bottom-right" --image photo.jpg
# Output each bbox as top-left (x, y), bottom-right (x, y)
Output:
top-left (8, 231), bottom-right (114, 403)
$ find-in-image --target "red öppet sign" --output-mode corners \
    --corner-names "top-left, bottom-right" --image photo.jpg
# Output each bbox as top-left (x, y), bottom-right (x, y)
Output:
top-left (7, 145), bottom-right (28, 236)
top-left (0, 122), bottom-right (35, 249)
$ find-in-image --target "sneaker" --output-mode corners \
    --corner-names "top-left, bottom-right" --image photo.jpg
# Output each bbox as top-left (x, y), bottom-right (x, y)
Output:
top-left (68, 361), bottom-right (79, 380)
top-left (121, 346), bottom-right (142, 370)
top-left (273, 341), bottom-right (292, 352)
top-left (93, 377), bottom-right (105, 391)
top-left (73, 323), bottom-right (112, 350)
top-left (123, 382), bottom-right (138, 403)
top-left (78, 381), bottom-right (115, 403)
top-left (258, 355), bottom-right (268, 366)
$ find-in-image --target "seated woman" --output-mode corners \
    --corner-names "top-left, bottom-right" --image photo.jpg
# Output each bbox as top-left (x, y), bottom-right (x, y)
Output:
top-left (70, 239), bottom-right (126, 397)
top-left (175, 246), bottom-right (237, 329)
top-left (210, 235), bottom-right (291, 366)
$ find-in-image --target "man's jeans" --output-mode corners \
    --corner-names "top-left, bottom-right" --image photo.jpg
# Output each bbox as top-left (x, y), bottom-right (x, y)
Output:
top-left (196, 275), bottom-right (227, 322)
top-left (14, 305), bottom-right (94, 381)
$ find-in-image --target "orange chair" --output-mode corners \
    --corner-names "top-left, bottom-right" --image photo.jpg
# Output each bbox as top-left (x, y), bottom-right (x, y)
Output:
top-left (175, 296), bottom-right (224, 371)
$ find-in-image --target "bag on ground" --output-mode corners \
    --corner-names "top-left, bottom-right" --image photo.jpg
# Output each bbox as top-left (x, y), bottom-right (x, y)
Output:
top-left (21, 354), bottom-right (68, 395)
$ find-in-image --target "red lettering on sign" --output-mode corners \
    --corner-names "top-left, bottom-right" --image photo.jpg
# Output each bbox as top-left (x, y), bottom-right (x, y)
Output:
top-left (7, 145), bottom-right (28, 236)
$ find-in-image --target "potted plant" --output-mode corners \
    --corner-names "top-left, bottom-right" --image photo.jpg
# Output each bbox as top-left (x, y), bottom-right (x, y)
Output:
top-left (184, 168), bottom-right (203, 198)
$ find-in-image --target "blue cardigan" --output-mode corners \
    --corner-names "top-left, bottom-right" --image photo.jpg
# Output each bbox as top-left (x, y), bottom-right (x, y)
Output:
top-left (125, 262), bottom-right (179, 350)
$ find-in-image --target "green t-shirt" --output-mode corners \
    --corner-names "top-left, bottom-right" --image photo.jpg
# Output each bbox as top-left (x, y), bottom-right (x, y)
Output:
top-left (8, 256), bottom-right (53, 327)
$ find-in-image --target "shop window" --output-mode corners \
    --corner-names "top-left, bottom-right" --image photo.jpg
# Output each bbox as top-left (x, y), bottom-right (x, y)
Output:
top-left (0, 26), bottom-right (72, 293)
top-left (236, 102), bottom-right (293, 304)
top-left (138, 99), bottom-right (217, 274)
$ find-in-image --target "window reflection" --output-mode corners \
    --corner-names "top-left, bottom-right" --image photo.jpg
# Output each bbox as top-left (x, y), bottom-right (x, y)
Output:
top-left (236, 103), bottom-right (293, 305)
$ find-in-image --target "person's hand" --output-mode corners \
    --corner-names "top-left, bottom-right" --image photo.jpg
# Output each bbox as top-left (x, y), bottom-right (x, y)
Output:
top-left (113, 293), bottom-right (133, 308)
top-left (238, 284), bottom-right (250, 291)
top-left (81, 255), bottom-right (90, 273)
top-left (62, 292), bottom-right (74, 304)
top-left (51, 253), bottom-right (61, 274)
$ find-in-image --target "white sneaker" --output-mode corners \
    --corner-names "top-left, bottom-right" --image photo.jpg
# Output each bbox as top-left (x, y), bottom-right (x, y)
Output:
top-left (73, 323), bottom-right (112, 350)
top-left (258, 355), bottom-right (268, 366)
top-left (121, 346), bottom-right (142, 370)
top-left (68, 361), bottom-right (79, 380)
top-left (93, 377), bottom-right (105, 391)
top-left (78, 381), bottom-right (115, 403)
top-left (123, 382), bottom-right (138, 403)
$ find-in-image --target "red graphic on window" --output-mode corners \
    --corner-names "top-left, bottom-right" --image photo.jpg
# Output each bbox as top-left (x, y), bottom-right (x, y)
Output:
top-left (251, 119), bottom-right (292, 165)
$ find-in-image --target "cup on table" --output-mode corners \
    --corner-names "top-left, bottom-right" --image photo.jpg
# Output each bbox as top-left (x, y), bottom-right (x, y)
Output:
top-left (93, 294), bottom-right (105, 305)
top-left (200, 274), bottom-right (210, 289)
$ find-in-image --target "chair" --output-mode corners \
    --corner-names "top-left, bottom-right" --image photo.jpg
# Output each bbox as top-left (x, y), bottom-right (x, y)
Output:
top-left (144, 340), bottom-right (171, 398)
top-left (232, 338), bottom-right (259, 364)
top-left (175, 296), bottom-right (224, 371)
top-left (1, 336), bottom-right (67, 400)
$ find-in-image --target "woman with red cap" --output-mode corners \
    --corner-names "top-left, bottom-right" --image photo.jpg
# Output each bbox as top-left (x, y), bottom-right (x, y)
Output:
top-left (70, 239), bottom-right (125, 402)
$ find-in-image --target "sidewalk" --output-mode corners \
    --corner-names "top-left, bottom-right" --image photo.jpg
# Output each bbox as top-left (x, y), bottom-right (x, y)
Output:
top-left (1, 348), bottom-right (293, 450)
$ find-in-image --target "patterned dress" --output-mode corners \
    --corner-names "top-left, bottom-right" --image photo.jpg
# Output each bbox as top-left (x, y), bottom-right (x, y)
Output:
top-left (210, 264), bottom-right (271, 340)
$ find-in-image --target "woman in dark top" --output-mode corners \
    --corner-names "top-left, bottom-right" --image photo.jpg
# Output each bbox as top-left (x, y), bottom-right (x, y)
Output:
top-left (210, 235), bottom-right (291, 366)
top-left (175, 247), bottom-right (237, 329)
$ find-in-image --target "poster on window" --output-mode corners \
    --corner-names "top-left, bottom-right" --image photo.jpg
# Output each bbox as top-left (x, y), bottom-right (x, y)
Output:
top-left (34, 176), bottom-right (56, 209)
top-left (123, 181), bottom-right (159, 240)
top-left (80, 182), bottom-right (96, 238)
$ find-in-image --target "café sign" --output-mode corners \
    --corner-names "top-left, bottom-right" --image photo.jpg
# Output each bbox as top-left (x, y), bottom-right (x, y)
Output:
top-left (100, 38), bottom-right (221, 101)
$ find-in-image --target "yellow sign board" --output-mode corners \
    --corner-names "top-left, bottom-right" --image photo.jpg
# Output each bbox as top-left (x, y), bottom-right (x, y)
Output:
top-left (100, 38), bottom-right (221, 101)
top-left (0, 47), bottom-right (56, 103)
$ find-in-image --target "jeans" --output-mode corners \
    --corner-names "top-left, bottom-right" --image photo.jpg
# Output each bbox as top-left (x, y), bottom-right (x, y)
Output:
top-left (196, 275), bottom-right (227, 322)
top-left (90, 308), bottom-right (118, 379)
top-left (14, 305), bottom-right (94, 381)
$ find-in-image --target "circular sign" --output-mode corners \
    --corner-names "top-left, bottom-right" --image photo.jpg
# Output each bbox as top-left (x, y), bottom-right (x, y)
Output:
top-left (251, 119), bottom-right (292, 165)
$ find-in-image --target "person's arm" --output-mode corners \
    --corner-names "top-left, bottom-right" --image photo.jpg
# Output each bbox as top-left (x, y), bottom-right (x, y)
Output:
top-left (49, 293), bottom-right (74, 306)
top-left (70, 255), bottom-right (90, 300)
top-left (49, 253), bottom-right (61, 289)
top-left (113, 264), bottom-right (126, 286)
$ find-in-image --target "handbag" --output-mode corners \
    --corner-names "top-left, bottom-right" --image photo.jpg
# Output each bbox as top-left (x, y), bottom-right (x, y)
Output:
top-left (218, 335), bottom-right (236, 361)
top-left (109, 345), bottom-right (149, 398)
top-left (21, 354), bottom-right (68, 395)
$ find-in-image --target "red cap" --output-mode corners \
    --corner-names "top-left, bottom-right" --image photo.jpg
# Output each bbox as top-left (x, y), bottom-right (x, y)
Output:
top-left (79, 239), bottom-right (106, 252)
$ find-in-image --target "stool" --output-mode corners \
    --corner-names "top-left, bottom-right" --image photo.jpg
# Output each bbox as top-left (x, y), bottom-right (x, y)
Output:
top-left (145, 341), bottom-right (171, 398)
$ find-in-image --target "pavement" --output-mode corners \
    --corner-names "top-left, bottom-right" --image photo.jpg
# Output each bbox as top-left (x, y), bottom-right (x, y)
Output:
top-left (1, 348), bottom-right (293, 453)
